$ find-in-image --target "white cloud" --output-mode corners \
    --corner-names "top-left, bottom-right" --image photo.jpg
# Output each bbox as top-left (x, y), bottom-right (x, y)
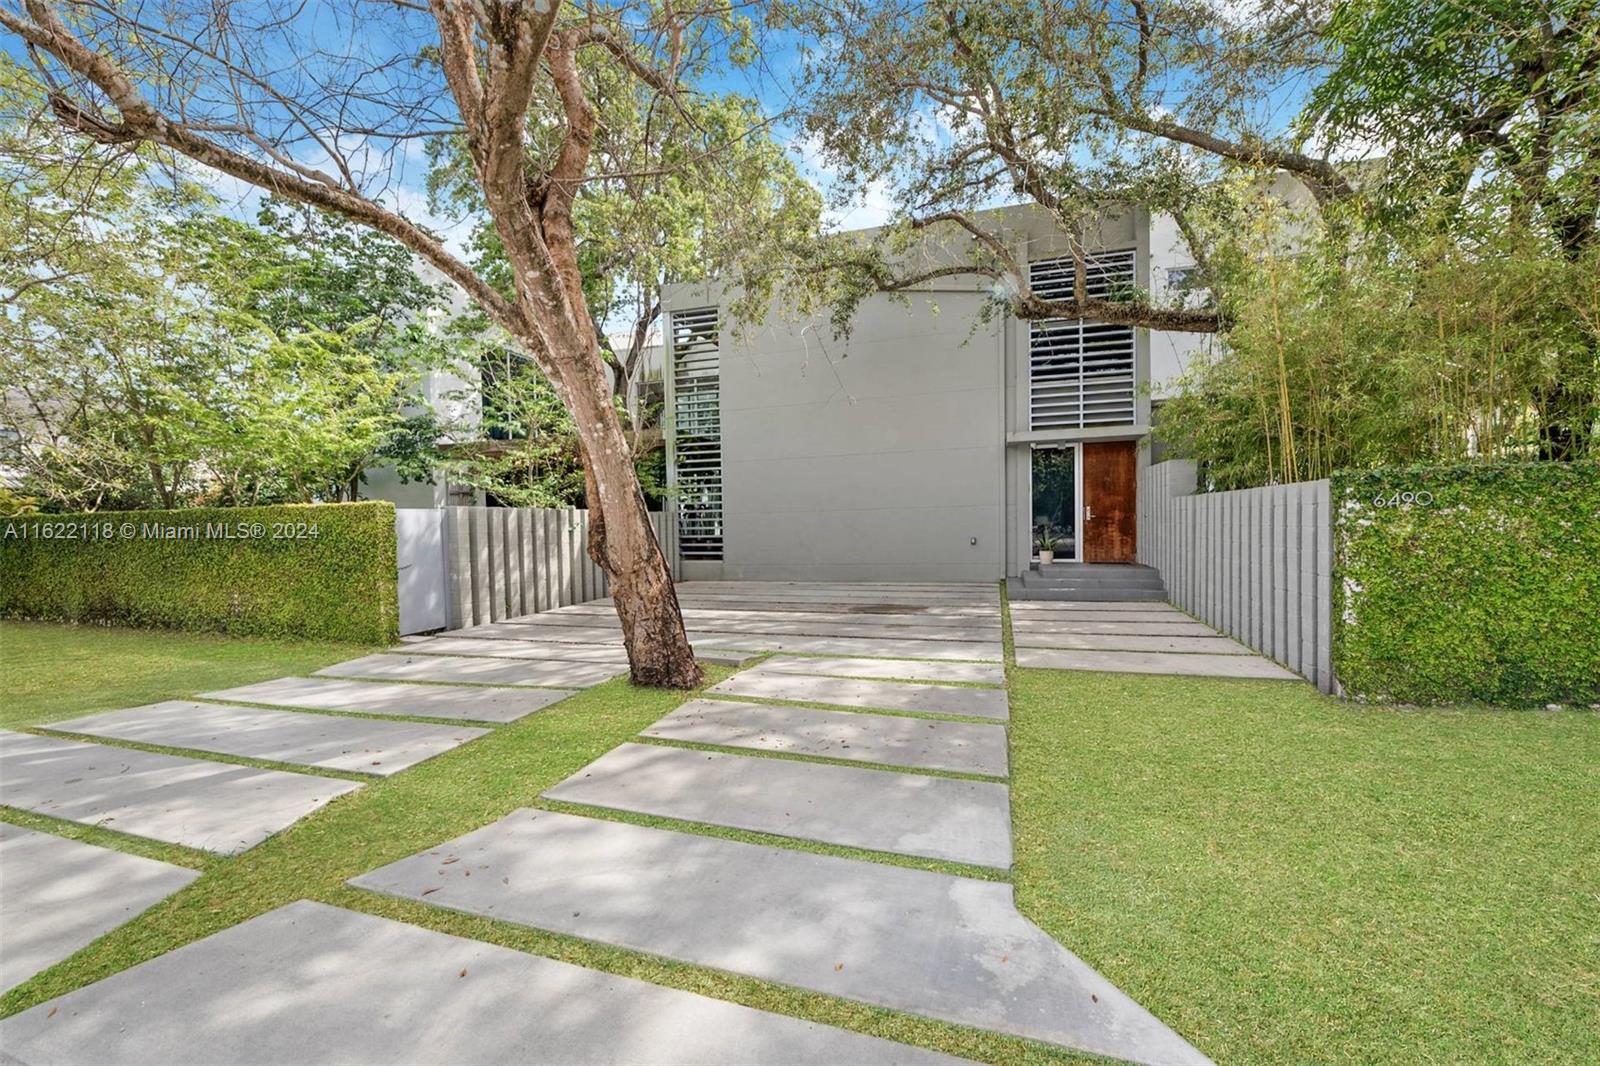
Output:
top-left (175, 131), bottom-right (475, 261)
top-left (787, 132), bottom-right (898, 231)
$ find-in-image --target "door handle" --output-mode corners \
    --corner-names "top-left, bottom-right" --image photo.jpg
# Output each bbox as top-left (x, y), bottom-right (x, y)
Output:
top-left (1084, 505), bottom-right (1094, 522)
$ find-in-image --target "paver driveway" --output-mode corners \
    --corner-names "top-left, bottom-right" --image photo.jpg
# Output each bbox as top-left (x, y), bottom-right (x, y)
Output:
top-left (353, 582), bottom-right (1211, 1065)
top-left (3, 580), bottom-right (1221, 1065)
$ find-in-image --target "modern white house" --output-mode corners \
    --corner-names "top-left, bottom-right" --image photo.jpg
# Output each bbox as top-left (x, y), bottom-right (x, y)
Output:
top-left (660, 202), bottom-right (1217, 587)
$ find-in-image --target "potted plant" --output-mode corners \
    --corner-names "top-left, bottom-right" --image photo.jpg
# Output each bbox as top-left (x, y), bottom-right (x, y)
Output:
top-left (1036, 523), bottom-right (1060, 565)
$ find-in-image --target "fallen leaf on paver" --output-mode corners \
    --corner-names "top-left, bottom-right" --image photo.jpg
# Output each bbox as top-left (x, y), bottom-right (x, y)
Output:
top-left (1091, 994), bottom-right (1098, 1003)
top-left (421, 886), bottom-right (440, 896)
top-left (47, 1008), bottom-right (57, 1019)
top-left (441, 857), bottom-right (460, 864)
top-left (459, 969), bottom-right (468, 978)
top-left (834, 963), bottom-right (844, 971)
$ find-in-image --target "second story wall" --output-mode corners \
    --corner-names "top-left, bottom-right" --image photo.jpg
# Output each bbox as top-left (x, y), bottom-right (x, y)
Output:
top-left (665, 282), bottom-right (1007, 582)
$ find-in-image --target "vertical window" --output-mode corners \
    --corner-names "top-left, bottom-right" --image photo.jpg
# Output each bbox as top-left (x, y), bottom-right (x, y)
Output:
top-left (670, 307), bottom-right (723, 560)
top-left (1027, 250), bottom-right (1138, 429)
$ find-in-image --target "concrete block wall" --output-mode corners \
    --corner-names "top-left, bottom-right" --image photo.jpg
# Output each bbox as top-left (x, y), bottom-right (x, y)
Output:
top-left (396, 507), bottom-right (676, 633)
top-left (685, 286), bottom-right (1007, 582)
top-left (1138, 461), bottom-right (1336, 692)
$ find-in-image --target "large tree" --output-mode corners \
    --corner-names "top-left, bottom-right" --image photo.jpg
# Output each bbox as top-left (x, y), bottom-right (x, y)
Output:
top-left (1156, 0), bottom-right (1600, 481)
top-left (0, 133), bottom-right (446, 511)
top-left (782, 0), bottom-right (1348, 333)
top-left (425, 63), bottom-right (819, 498)
top-left (1304, 0), bottom-right (1599, 257)
top-left (0, 0), bottom-right (780, 686)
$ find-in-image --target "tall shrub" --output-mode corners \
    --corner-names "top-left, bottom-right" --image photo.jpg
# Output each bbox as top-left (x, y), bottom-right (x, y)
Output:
top-left (1160, 215), bottom-right (1600, 490)
top-left (1333, 463), bottom-right (1600, 706)
top-left (0, 501), bottom-right (397, 644)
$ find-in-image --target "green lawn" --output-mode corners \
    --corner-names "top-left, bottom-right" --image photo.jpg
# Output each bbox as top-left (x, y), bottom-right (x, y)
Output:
top-left (1009, 668), bottom-right (1600, 1065)
top-left (0, 621), bottom-right (383, 730)
top-left (0, 622), bottom-right (1087, 1064)
top-left (3, 620), bottom-right (1596, 1064)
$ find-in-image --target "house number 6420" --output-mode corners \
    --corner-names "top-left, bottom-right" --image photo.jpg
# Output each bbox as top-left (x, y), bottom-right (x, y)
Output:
top-left (1372, 491), bottom-right (1433, 507)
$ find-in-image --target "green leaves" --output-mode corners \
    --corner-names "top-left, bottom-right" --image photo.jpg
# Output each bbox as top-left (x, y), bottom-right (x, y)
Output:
top-left (1159, 194), bottom-right (1600, 486)
top-left (1304, 0), bottom-right (1600, 252)
top-left (1332, 461), bottom-right (1600, 706)
top-left (0, 501), bottom-right (399, 643)
top-left (0, 125), bottom-right (450, 511)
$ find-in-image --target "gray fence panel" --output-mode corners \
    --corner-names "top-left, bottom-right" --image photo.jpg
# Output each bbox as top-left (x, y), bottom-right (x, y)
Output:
top-left (1138, 461), bottom-right (1335, 693)
top-left (411, 505), bottom-right (675, 630)
top-left (444, 507), bottom-right (472, 630)
top-left (395, 509), bottom-right (448, 635)
top-left (514, 509), bottom-right (530, 616)
top-left (487, 509), bottom-right (506, 622)
top-left (563, 508), bottom-right (582, 605)
top-left (536, 510), bottom-right (553, 612)
top-left (470, 508), bottom-right (491, 625)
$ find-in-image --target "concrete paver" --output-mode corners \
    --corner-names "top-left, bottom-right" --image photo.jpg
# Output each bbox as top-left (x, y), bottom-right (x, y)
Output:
top-left (0, 730), bottom-right (360, 854)
top-left (544, 742), bottom-right (1011, 867)
top-left (203, 676), bottom-right (572, 723)
top-left (0, 824), bottom-right (200, 995)
top-left (50, 701), bottom-right (487, 777)
top-left (1015, 647), bottom-right (1300, 678)
top-left (317, 653), bottom-right (621, 689)
top-left (710, 672), bottom-right (1010, 720)
top-left (748, 656), bottom-right (1004, 685)
top-left (0, 900), bottom-right (969, 1065)
top-left (643, 698), bottom-right (1008, 776)
top-left (351, 811), bottom-right (1207, 1065)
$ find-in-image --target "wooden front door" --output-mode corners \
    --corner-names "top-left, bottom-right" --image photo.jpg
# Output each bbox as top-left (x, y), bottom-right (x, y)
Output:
top-left (1083, 441), bottom-right (1138, 562)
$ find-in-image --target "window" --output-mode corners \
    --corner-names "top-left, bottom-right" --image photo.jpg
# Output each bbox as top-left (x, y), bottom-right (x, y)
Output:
top-left (1164, 266), bottom-right (1199, 294)
top-left (1027, 250), bottom-right (1137, 430)
top-left (670, 307), bottom-right (723, 560)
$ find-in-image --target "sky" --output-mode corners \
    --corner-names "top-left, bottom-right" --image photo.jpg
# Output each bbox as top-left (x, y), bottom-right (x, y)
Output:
top-left (1, 1), bottom-right (930, 242)
top-left (1, 1), bottom-right (1337, 291)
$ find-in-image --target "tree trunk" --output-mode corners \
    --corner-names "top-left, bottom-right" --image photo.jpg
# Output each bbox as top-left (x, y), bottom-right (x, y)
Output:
top-left (2, 0), bottom-right (706, 687)
top-left (581, 452), bottom-right (697, 686)
top-left (533, 326), bottom-right (702, 689)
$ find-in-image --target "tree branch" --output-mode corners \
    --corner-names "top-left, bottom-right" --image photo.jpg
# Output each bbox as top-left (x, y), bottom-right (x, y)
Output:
top-left (6, 0), bottom-right (525, 340)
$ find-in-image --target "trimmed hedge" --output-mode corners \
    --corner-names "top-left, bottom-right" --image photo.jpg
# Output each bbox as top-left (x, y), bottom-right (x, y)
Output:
top-left (1332, 462), bottom-right (1600, 706)
top-left (0, 502), bottom-right (397, 644)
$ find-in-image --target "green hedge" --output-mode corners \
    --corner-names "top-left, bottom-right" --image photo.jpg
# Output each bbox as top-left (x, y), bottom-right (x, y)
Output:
top-left (0, 502), bottom-right (397, 644)
top-left (1332, 462), bottom-right (1600, 706)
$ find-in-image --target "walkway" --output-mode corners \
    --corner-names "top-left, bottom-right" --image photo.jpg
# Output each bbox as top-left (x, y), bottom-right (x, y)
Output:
top-left (1011, 600), bottom-right (1300, 679)
top-left (2, 581), bottom-right (1225, 1064)
top-left (349, 583), bottom-right (1210, 1064)
top-left (0, 636), bottom-right (625, 1001)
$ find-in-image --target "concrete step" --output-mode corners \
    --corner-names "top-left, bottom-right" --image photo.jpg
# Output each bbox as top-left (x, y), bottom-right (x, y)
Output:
top-left (1024, 573), bottom-right (1164, 589)
top-left (1006, 579), bottom-right (1168, 603)
top-left (1021, 581), bottom-right (1168, 598)
top-left (1036, 563), bottom-right (1159, 578)
top-left (1025, 569), bottom-right (1165, 589)
top-left (1020, 577), bottom-right (1166, 595)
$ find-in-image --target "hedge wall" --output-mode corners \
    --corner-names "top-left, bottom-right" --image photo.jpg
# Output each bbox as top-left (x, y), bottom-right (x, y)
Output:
top-left (1332, 462), bottom-right (1600, 706)
top-left (0, 501), bottom-right (397, 644)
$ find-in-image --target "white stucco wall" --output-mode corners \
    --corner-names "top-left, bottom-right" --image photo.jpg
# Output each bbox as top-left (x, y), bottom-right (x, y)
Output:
top-left (671, 284), bottom-right (1006, 582)
top-left (662, 200), bottom-right (1226, 582)
top-left (1146, 212), bottom-right (1216, 399)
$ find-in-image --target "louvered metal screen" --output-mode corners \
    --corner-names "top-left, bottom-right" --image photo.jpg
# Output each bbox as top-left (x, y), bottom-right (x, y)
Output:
top-left (1028, 250), bottom-right (1138, 430)
top-left (670, 307), bottom-right (723, 560)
